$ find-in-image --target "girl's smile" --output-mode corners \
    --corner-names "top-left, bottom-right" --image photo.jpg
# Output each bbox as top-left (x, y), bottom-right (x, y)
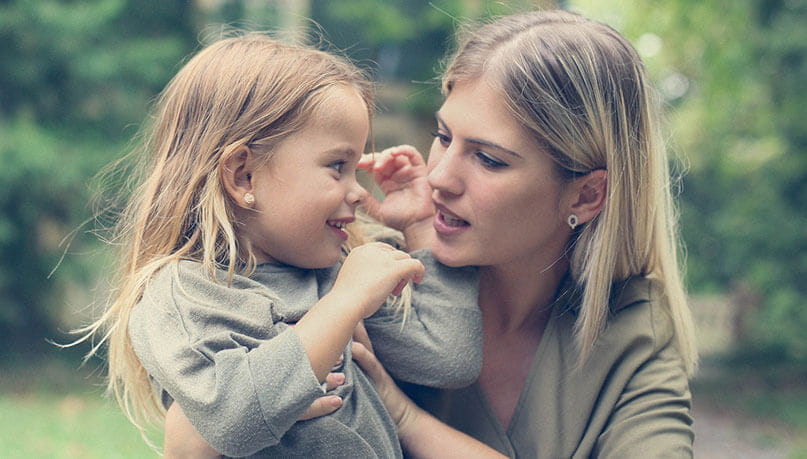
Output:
top-left (240, 85), bottom-right (370, 268)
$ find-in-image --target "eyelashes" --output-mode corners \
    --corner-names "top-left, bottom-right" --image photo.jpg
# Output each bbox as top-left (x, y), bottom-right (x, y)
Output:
top-left (431, 131), bottom-right (509, 170)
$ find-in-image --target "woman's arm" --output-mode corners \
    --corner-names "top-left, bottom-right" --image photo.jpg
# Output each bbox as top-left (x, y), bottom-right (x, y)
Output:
top-left (593, 334), bottom-right (694, 457)
top-left (351, 342), bottom-right (506, 458)
top-left (164, 402), bottom-right (220, 459)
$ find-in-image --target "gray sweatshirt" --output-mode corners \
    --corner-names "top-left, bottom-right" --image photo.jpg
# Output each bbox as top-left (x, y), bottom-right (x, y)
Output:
top-left (129, 250), bottom-right (481, 457)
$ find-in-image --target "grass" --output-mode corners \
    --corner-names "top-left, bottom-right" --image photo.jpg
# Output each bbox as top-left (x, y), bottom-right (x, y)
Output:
top-left (0, 348), bottom-right (160, 458)
top-left (0, 393), bottom-right (159, 458)
top-left (3, 346), bottom-right (807, 458)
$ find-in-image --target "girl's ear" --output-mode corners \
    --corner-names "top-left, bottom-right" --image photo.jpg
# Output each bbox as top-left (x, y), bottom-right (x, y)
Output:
top-left (567, 169), bottom-right (607, 226)
top-left (220, 145), bottom-right (256, 208)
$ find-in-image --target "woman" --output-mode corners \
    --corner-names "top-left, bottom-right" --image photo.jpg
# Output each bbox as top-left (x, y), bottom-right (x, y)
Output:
top-left (166, 9), bottom-right (697, 458)
top-left (354, 8), bottom-right (697, 458)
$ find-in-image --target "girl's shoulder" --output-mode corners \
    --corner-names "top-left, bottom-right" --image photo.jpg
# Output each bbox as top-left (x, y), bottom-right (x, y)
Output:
top-left (139, 259), bottom-right (284, 316)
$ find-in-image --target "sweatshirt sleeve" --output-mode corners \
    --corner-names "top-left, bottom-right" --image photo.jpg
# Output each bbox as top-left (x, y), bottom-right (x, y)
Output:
top-left (128, 262), bottom-right (323, 457)
top-left (363, 249), bottom-right (482, 389)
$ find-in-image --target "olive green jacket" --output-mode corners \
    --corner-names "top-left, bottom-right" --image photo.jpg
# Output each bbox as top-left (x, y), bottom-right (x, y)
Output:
top-left (404, 276), bottom-right (694, 458)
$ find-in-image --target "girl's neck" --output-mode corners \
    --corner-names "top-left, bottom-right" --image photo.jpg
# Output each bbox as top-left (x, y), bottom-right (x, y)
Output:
top-left (478, 257), bottom-right (569, 334)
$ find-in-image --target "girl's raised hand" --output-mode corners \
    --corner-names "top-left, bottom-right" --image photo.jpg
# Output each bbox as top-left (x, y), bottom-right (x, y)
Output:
top-left (332, 242), bottom-right (425, 318)
top-left (358, 145), bottom-right (435, 234)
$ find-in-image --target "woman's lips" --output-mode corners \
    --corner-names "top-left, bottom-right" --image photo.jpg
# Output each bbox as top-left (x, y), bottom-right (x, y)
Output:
top-left (433, 204), bottom-right (469, 236)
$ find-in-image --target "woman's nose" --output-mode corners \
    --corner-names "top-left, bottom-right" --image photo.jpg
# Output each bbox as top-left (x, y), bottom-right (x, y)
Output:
top-left (427, 146), bottom-right (463, 196)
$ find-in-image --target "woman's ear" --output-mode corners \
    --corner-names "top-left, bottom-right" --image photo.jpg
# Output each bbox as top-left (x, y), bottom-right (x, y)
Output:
top-left (220, 145), bottom-right (256, 208)
top-left (567, 169), bottom-right (607, 226)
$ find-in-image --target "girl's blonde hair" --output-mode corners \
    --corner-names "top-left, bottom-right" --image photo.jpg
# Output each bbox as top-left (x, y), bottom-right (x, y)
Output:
top-left (444, 10), bottom-right (697, 374)
top-left (78, 32), bottom-right (374, 437)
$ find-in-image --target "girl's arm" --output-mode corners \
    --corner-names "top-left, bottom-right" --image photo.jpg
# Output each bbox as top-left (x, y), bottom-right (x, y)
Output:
top-left (363, 250), bottom-right (482, 388)
top-left (351, 342), bottom-right (506, 459)
top-left (360, 146), bottom-right (482, 388)
top-left (131, 245), bottom-right (423, 456)
top-left (358, 145), bottom-right (435, 251)
top-left (295, 242), bottom-right (424, 381)
top-left (163, 373), bottom-right (347, 458)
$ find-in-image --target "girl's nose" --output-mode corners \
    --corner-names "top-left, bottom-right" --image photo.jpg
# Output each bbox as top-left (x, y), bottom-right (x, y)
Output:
top-left (347, 179), bottom-right (368, 207)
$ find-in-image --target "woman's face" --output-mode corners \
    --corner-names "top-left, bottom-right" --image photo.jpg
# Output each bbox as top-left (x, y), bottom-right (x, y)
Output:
top-left (427, 78), bottom-right (573, 270)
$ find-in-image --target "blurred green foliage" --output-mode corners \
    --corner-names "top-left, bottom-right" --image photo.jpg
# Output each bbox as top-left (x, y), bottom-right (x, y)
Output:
top-left (1, 0), bottom-right (805, 365)
top-left (578, 0), bottom-right (807, 361)
top-left (0, 0), bottom-right (196, 349)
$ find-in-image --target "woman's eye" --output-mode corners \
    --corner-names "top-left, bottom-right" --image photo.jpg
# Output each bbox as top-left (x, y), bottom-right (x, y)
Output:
top-left (475, 151), bottom-right (508, 169)
top-left (430, 131), bottom-right (451, 147)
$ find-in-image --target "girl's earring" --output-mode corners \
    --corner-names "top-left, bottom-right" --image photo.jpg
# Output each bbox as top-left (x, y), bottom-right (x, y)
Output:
top-left (244, 193), bottom-right (255, 206)
top-left (567, 214), bottom-right (579, 230)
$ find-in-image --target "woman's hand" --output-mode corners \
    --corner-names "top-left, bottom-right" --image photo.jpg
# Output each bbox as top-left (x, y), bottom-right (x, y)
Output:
top-left (359, 145), bottom-right (435, 250)
top-left (164, 402), bottom-right (221, 459)
top-left (350, 341), bottom-right (422, 437)
top-left (352, 341), bottom-right (507, 458)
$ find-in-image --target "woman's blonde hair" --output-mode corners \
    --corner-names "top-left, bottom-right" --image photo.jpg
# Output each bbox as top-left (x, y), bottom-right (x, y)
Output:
top-left (443, 10), bottom-right (697, 374)
top-left (77, 32), bottom-right (374, 439)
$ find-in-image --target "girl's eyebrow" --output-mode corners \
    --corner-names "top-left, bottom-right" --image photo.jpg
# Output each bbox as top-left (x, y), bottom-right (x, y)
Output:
top-left (323, 145), bottom-right (360, 160)
top-left (435, 112), bottom-right (523, 159)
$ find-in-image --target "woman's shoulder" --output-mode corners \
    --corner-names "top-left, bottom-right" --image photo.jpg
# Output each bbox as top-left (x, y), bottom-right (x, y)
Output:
top-left (606, 276), bottom-right (675, 349)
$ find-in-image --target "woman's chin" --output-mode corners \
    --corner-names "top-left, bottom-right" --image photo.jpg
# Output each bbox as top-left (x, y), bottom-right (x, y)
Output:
top-left (431, 244), bottom-right (472, 268)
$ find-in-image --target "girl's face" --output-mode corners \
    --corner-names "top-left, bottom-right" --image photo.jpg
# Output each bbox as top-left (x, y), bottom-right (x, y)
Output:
top-left (427, 78), bottom-right (574, 271)
top-left (245, 86), bottom-right (369, 268)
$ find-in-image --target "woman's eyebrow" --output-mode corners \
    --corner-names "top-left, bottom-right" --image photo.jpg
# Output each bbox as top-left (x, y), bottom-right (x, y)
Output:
top-left (435, 112), bottom-right (523, 159)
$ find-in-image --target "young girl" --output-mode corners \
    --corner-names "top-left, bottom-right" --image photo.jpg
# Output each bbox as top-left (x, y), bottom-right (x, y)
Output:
top-left (80, 33), bottom-right (481, 457)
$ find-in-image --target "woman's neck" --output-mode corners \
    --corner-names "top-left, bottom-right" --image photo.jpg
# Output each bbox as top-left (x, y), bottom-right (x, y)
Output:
top-left (478, 257), bottom-right (569, 333)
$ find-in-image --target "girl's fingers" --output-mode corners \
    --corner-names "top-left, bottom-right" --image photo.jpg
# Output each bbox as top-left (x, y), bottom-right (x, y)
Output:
top-left (391, 279), bottom-right (407, 296)
top-left (389, 145), bottom-right (426, 166)
top-left (324, 372), bottom-right (345, 391)
top-left (357, 153), bottom-right (376, 170)
top-left (298, 395), bottom-right (343, 421)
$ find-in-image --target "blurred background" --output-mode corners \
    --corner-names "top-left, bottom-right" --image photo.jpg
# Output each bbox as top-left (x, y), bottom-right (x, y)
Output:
top-left (0, 0), bottom-right (805, 457)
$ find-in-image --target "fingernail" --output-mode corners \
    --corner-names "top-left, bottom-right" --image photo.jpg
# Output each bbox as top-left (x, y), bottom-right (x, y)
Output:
top-left (330, 396), bottom-right (343, 407)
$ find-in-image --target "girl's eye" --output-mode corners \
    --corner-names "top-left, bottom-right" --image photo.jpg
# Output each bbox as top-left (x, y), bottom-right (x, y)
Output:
top-left (430, 131), bottom-right (451, 147)
top-left (328, 161), bottom-right (346, 174)
top-left (475, 151), bottom-right (508, 170)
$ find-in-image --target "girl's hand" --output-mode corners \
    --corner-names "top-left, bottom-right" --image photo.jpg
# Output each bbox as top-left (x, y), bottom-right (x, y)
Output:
top-left (359, 146), bottom-right (435, 249)
top-left (332, 242), bottom-right (425, 318)
top-left (299, 372), bottom-right (346, 420)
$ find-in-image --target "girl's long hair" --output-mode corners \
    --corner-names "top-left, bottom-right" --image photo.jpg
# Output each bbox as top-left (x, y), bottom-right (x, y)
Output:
top-left (443, 10), bottom-right (697, 373)
top-left (75, 32), bottom-right (373, 438)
